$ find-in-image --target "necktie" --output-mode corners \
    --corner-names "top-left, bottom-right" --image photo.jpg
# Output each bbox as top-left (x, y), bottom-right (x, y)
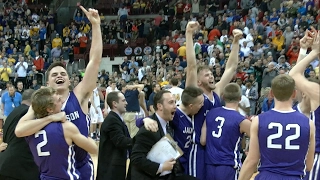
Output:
top-left (166, 123), bottom-right (174, 137)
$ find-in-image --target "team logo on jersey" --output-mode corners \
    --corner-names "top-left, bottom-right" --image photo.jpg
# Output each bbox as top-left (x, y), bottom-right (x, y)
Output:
top-left (144, 46), bottom-right (152, 54)
top-left (124, 47), bottom-right (133, 55)
top-left (134, 47), bottom-right (142, 55)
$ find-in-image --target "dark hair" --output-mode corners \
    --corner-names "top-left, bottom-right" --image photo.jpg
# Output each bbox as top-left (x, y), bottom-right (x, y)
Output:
top-left (22, 89), bottom-right (35, 101)
top-left (153, 90), bottom-right (171, 111)
top-left (170, 78), bottom-right (179, 86)
top-left (152, 83), bottom-right (159, 90)
top-left (46, 62), bottom-right (66, 81)
top-left (181, 86), bottom-right (203, 106)
top-left (107, 91), bottom-right (121, 109)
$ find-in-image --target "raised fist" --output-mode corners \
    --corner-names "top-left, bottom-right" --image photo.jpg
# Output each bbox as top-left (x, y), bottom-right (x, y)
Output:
top-left (232, 29), bottom-right (243, 42)
top-left (186, 21), bottom-right (200, 34)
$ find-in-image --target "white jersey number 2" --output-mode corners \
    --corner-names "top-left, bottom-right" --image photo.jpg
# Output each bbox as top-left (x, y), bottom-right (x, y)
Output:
top-left (35, 130), bottom-right (51, 156)
top-left (267, 123), bottom-right (300, 150)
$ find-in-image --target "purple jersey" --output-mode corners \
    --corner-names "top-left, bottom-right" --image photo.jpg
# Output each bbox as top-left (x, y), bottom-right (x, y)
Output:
top-left (171, 108), bottom-right (194, 173)
top-left (26, 122), bottom-right (79, 179)
top-left (62, 92), bottom-right (91, 163)
top-left (258, 109), bottom-right (310, 177)
top-left (205, 107), bottom-right (245, 167)
top-left (188, 92), bottom-right (221, 179)
top-left (194, 92), bottom-right (221, 144)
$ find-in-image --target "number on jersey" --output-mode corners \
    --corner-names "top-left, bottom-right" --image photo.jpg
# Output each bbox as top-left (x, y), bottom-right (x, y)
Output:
top-left (184, 135), bottom-right (192, 148)
top-left (267, 123), bottom-right (300, 150)
top-left (212, 117), bottom-right (225, 138)
top-left (35, 130), bottom-right (51, 156)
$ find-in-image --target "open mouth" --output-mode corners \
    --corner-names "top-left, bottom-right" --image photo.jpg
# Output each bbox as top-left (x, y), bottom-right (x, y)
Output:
top-left (171, 111), bottom-right (175, 116)
top-left (55, 79), bottom-right (65, 85)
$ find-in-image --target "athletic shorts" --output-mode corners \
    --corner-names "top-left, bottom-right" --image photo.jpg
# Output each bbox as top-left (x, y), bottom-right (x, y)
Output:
top-left (89, 106), bottom-right (104, 123)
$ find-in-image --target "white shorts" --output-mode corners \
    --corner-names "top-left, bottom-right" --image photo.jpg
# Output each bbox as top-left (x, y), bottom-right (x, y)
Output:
top-left (90, 106), bottom-right (104, 124)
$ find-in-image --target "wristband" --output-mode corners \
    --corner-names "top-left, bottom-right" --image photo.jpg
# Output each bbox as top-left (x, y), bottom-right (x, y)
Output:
top-left (300, 48), bottom-right (307, 56)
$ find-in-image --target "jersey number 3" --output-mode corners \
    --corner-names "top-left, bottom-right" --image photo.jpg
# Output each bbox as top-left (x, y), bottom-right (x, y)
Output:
top-left (35, 130), bottom-right (51, 156)
top-left (212, 117), bottom-right (225, 138)
top-left (267, 123), bottom-right (300, 150)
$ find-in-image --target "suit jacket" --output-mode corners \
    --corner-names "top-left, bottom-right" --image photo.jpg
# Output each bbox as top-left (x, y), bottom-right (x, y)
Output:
top-left (130, 113), bottom-right (166, 180)
top-left (0, 104), bottom-right (39, 180)
top-left (96, 111), bottom-right (132, 180)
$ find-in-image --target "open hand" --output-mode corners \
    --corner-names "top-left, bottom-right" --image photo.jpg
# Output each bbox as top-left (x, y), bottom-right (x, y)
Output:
top-left (79, 6), bottom-right (100, 25)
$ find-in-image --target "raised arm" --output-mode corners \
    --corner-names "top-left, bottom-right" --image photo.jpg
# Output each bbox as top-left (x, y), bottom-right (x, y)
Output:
top-left (289, 31), bottom-right (320, 111)
top-left (297, 31), bottom-right (314, 63)
top-left (185, 21), bottom-right (199, 88)
top-left (74, 6), bottom-right (102, 103)
top-left (15, 107), bottom-right (66, 137)
top-left (215, 29), bottom-right (242, 97)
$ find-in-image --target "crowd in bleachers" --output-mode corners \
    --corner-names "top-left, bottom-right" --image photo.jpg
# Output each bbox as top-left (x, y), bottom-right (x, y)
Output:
top-left (0, 0), bottom-right (319, 129)
top-left (98, 0), bottom-right (320, 118)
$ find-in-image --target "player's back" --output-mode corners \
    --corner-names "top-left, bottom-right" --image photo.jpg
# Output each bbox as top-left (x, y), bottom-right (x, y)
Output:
top-left (62, 91), bottom-right (90, 162)
top-left (258, 109), bottom-right (310, 177)
top-left (26, 122), bottom-right (79, 180)
top-left (205, 107), bottom-right (245, 167)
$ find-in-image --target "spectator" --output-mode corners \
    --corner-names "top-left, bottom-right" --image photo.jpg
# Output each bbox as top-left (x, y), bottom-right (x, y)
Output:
top-left (15, 56), bottom-right (28, 86)
top-left (52, 33), bottom-right (62, 48)
top-left (0, 62), bottom-right (11, 82)
top-left (29, 79), bottom-right (40, 90)
top-left (1, 85), bottom-right (22, 121)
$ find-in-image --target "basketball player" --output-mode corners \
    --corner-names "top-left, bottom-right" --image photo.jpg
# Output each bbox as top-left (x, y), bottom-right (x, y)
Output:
top-left (26, 87), bottom-right (98, 179)
top-left (289, 28), bottom-right (320, 180)
top-left (184, 21), bottom-right (242, 179)
top-left (90, 84), bottom-right (104, 140)
top-left (15, 6), bottom-right (102, 180)
top-left (168, 78), bottom-right (184, 106)
top-left (200, 83), bottom-right (251, 179)
top-left (238, 74), bottom-right (315, 180)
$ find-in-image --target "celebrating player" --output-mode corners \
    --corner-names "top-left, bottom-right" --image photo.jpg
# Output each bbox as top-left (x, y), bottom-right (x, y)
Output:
top-left (200, 83), bottom-right (251, 179)
top-left (15, 5), bottom-right (102, 179)
top-left (238, 74), bottom-right (315, 180)
top-left (289, 27), bottom-right (320, 180)
top-left (26, 87), bottom-right (98, 179)
top-left (183, 21), bottom-right (242, 179)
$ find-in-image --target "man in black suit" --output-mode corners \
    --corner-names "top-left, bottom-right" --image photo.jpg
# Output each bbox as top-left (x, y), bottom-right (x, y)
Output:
top-left (0, 89), bottom-right (39, 180)
top-left (96, 91), bottom-right (132, 180)
top-left (130, 90), bottom-right (197, 180)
